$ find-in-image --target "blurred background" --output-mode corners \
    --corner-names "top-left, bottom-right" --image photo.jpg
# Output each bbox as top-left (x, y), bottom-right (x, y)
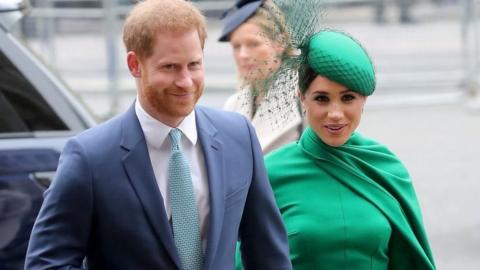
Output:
top-left (5, 0), bottom-right (480, 269)
top-left (14, 0), bottom-right (480, 118)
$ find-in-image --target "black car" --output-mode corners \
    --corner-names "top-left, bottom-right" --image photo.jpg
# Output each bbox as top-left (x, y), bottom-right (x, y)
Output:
top-left (0, 1), bottom-right (96, 269)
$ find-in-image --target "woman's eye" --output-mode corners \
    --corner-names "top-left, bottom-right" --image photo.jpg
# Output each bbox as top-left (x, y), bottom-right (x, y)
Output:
top-left (248, 41), bottom-right (260, 48)
top-left (342, 94), bottom-right (355, 102)
top-left (314, 95), bottom-right (329, 103)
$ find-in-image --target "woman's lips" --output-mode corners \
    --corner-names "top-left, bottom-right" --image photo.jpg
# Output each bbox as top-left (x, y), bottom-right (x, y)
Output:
top-left (324, 124), bottom-right (347, 134)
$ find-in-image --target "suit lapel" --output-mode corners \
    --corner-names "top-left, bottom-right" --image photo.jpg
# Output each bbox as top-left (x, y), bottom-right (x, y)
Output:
top-left (120, 105), bottom-right (181, 268)
top-left (195, 107), bottom-right (225, 270)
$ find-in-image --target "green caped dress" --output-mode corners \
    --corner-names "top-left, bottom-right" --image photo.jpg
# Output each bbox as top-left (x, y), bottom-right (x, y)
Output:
top-left (235, 127), bottom-right (436, 270)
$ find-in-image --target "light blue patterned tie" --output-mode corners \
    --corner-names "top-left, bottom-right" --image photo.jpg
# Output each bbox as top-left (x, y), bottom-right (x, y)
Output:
top-left (168, 128), bottom-right (203, 270)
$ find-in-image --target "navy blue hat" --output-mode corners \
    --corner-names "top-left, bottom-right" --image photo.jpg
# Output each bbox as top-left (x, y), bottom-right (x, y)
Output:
top-left (218, 0), bottom-right (263, 42)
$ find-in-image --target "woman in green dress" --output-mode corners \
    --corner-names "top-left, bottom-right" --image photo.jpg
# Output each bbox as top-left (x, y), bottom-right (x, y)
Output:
top-left (236, 30), bottom-right (436, 270)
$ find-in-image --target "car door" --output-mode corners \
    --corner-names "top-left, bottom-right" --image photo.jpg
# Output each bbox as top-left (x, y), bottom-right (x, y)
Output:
top-left (0, 2), bottom-right (96, 269)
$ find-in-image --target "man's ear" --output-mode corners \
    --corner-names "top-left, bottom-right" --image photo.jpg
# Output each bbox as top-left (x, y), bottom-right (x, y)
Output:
top-left (127, 51), bottom-right (141, 78)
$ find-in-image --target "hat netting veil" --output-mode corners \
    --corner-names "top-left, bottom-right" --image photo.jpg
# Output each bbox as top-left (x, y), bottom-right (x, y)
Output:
top-left (234, 0), bottom-right (326, 129)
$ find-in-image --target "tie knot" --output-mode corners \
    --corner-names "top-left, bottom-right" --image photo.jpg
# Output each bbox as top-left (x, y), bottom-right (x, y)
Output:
top-left (169, 128), bottom-right (182, 151)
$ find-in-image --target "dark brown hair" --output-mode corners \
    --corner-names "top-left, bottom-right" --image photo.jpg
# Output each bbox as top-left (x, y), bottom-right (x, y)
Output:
top-left (298, 63), bottom-right (317, 94)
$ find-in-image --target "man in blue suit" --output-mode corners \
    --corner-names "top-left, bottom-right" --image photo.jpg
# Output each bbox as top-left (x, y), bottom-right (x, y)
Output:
top-left (24, 0), bottom-right (291, 269)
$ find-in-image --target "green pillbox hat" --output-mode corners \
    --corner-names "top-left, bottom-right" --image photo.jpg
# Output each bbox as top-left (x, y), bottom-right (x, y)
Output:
top-left (307, 31), bottom-right (376, 96)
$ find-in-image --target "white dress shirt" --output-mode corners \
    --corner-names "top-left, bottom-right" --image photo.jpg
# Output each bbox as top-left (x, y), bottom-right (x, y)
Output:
top-left (135, 100), bottom-right (210, 249)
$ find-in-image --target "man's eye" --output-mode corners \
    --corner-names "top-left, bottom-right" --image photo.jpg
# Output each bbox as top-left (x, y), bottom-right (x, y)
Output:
top-left (163, 64), bottom-right (175, 70)
top-left (189, 62), bottom-right (202, 69)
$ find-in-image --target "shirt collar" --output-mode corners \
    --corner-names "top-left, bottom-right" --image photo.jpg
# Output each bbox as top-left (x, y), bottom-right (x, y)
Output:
top-left (135, 99), bottom-right (197, 149)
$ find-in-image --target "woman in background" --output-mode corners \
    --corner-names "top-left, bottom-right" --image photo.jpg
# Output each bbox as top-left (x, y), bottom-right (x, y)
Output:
top-left (219, 0), bottom-right (303, 154)
top-left (259, 29), bottom-right (436, 269)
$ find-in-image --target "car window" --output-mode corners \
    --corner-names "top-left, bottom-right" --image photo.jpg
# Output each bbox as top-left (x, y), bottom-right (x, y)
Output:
top-left (0, 50), bottom-right (68, 133)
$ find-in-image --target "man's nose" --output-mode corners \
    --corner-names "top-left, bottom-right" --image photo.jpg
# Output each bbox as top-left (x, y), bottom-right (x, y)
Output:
top-left (175, 68), bottom-right (193, 88)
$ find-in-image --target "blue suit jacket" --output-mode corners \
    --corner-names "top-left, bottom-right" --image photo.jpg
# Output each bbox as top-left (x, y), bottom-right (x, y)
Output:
top-left (25, 105), bottom-right (291, 270)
